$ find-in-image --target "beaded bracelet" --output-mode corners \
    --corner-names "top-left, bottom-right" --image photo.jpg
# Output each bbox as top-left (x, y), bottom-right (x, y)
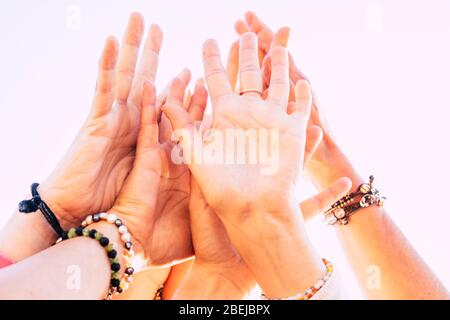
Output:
top-left (56, 227), bottom-right (122, 300)
top-left (80, 213), bottom-right (135, 295)
top-left (324, 175), bottom-right (386, 226)
top-left (261, 259), bottom-right (334, 300)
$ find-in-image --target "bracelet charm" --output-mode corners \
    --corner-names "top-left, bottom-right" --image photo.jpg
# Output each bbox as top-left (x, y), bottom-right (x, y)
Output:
top-left (324, 175), bottom-right (386, 226)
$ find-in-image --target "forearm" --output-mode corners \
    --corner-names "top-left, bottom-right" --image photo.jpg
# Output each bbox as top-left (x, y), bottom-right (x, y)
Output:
top-left (0, 185), bottom-right (75, 262)
top-left (0, 221), bottom-right (122, 299)
top-left (0, 209), bottom-right (57, 262)
top-left (337, 204), bottom-right (449, 299)
top-left (313, 147), bottom-right (449, 299)
top-left (172, 263), bottom-right (252, 300)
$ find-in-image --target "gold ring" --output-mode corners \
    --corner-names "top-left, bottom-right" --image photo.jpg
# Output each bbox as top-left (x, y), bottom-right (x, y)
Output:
top-left (239, 88), bottom-right (263, 96)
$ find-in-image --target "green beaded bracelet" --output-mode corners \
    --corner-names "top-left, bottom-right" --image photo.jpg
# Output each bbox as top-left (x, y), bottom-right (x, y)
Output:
top-left (56, 227), bottom-right (121, 300)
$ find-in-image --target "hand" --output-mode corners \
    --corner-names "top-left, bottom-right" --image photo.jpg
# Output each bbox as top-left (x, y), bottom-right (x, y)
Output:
top-left (235, 12), bottom-right (363, 191)
top-left (163, 33), bottom-right (327, 298)
top-left (111, 72), bottom-right (208, 265)
top-left (38, 13), bottom-right (163, 228)
top-left (163, 34), bottom-right (310, 219)
top-left (185, 174), bottom-right (351, 299)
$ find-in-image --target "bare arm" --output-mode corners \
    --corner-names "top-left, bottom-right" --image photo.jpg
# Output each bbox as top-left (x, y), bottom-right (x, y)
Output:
top-left (237, 11), bottom-right (450, 300)
top-left (0, 222), bottom-right (122, 299)
top-left (321, 167), bottom-right (449, 299)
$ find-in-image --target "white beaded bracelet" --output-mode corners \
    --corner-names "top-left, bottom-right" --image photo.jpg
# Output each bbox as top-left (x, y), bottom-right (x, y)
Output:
top-left (81, 212), bottom-right (135, 294)
top-left (261, 259), bottom-right (334, 300)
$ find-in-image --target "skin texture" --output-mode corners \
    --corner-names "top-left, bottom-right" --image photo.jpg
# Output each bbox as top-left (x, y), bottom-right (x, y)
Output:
top-left (0, 221), bottom-right (123, 299)
top-left (1, 10), bottom-right (448, 301)
top-left (0, 13), bottom-right (163, 261)
top-left (0, 13), bottom-right (205, 268)
top-left (236, 11), bottom-right (450, 300)
top-left (171, 176), bottom-right (351, 300)
top-left (0, 50), bottom-right (175, 299)
top-left (162, 32), bottom-right (328, 299)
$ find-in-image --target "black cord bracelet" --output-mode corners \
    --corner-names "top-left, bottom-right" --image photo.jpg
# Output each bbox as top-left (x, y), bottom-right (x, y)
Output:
top-left (18, 183), bottom-right (66, 238)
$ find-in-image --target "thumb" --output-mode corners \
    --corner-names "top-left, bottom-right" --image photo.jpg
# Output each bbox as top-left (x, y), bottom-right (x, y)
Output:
top-left (300, 177), bottom-right (352, 222)
top-left (161, 99), bottom-right (204, 170)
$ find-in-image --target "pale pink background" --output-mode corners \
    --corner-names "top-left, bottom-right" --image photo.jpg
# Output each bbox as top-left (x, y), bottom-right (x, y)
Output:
top-left (1, 0), bottom-right (449, 298)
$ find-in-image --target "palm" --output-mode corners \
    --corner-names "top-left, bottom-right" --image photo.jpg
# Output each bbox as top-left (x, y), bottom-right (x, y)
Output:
top-left (113, 71), bottom-right (208, 265)
top-left (149, 140), bottom-right (192, 265)
top-left (45, 104), bottom-right (140, 224)
top-left (198, 94), bottom-right (304, 214)
top-left (40, 14), bottom-right (162, 227)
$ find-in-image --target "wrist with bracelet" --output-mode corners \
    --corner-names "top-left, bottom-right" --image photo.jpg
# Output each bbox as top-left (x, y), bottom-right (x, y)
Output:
top-left (324, 175), bottom-right (386, 226)
top-left (261, 259), bottom-right (334, 300)
top-left (18, 183), bottom-right (136, 299)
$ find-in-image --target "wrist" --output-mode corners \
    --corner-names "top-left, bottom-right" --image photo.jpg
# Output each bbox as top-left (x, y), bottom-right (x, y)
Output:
top-left (106, 208), bottom-right (146, 259)
top-left (0, 208), bottom-right (57, 261)
top-left (173, 262), bottom-right (254, 300)
top-left (223, 206), bottom-right (326, 299)
top-left (38, 181), bottom-right (79, 230)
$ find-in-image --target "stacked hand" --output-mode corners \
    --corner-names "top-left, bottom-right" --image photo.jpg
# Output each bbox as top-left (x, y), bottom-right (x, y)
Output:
top-left (5, 10), bottom-right (448, 302)
top-left (235, 12), bottom-right (363, 191)
top-left (24, 12), bottom-right (353, 297)
top-left (39, 13), bottom-right (162, 228)
top-left (162, 32), bottom-right (350, 298)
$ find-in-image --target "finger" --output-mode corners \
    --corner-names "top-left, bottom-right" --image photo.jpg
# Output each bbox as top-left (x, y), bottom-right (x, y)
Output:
top-left (115, 12), bottom-right (145, 104)
top-left (177, 68), bottom-right (192, 88)
top-left (234, 20), bottom-right (249, 35)
top-left (188, 79), bottom-right (208, 122)
top-left (271, 27), bottom-right (290, 48)
top-left (161, 96), bottom-right (201, 168)
top-left (129, 24), bottom-right (163, 105)
top-left (137, 81), bottom-right (158, 151)
top-left (239, 32), bottom-right (262, 94)
top-left (226, 41), bottom-right (239, 92)
top-left (260, 28), bottom-right (291, 89)
top-left (290, 80), bottom-right (313, 127)
top-left (156, 82), bottom-right (170, 122)
top-left (304, 126), bottom-right (323, 166)
top-left (289, 53), bottom-right (308, 84)
top-left (289, 78), bottom-right (296, 102)
top-left (300, 178), bottom-right (353, 221)
top-left (267, 46), bottom-right (289, 108)
top-left (202, 39), bottom-right (233, 103)
top-left (166, 70), bottom-right (192, 110)
top-left (158, 68), bottom-right (191, 113)
top-left (244, 11), bottom-right (273, 51)
top-left (139, 24), bottom-right (163, 83)
top-left (244, 11), bottom-right (269, 35)
top-left (162, 101), bottom-right (194, 137)
top-left (244, 12), bottom-right (274, 64)
top-left (91, 36), bottom-right (119, 118)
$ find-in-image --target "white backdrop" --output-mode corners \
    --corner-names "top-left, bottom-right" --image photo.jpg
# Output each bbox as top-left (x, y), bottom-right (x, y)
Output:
top-left (1, 0), bottom-right (449, 298)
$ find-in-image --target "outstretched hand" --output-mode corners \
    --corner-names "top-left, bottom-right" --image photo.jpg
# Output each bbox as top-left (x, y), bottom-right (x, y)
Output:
top-left (39, 13), bottom-right (163, 228)
top-left (235, 11), bottom-right (359, 195)
top-left (163, 33), bottom-right (311, 219)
